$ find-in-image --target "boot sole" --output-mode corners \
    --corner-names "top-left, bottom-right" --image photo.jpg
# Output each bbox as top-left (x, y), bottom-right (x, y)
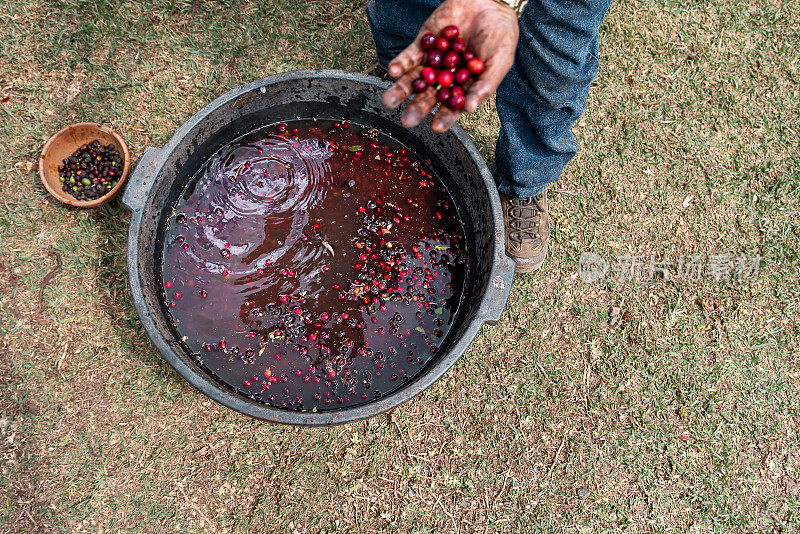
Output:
top-left (510, 243), bottom-right (548, 274)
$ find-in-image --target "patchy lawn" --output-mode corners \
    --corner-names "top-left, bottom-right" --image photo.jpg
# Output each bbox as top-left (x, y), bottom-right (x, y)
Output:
top-left (1, 0), bottom-right (798, 532)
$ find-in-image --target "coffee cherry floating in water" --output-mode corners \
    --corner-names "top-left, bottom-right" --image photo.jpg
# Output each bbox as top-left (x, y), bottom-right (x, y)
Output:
top-left (57, 139), bottom-right (123, 201)
top-left (413, 25), bottom-right (485, 111)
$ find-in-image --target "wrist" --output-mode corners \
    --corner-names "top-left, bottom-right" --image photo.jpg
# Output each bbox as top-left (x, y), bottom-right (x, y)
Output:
top-left (484, 0), bottom-right (518, 14)
top-left (443, 0), bottom-right (517, 16)
top-left (465, 0), bottom-right (514, 7)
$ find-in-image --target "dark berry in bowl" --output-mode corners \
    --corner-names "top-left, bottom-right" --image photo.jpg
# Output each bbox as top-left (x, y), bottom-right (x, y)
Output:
top-left (56, 140), bottom-right (125, 202)
top-left (39, 122), bottom-right (130, 207)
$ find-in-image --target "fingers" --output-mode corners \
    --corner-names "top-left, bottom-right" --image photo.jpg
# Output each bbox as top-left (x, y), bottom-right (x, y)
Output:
top-left (463, 79), bottom-right (492, 114)
top-left (463, 66), bottom-right (502, 113)
top-left (382, 66), bottom-right (424, 109)
top-left (383, 64), bottom-right (457, 131)
top-left (463, 52), bottom-right (514, 113)
top-left (382, 64), bottom-right (439, 129)
top-left (401, 87), bottom-right (438, 129)
top-left (387, 21), bottom-right (440, 79)
top-left (387, 43), bottom-right (424, 79)
top-left (431, 106), bottom-right (461, 133)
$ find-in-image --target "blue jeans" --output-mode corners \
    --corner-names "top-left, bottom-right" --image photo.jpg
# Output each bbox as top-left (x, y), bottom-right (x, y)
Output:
top-left (367, 0), bottom-right (612, 198)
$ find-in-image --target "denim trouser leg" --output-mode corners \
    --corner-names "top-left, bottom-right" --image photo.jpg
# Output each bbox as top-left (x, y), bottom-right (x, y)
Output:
top-left (367, 0), bottom-right (612, 198)
top-left (495, 0), bottom-right (612, 197)
top-left (367, 0), bottom-right (443, 68)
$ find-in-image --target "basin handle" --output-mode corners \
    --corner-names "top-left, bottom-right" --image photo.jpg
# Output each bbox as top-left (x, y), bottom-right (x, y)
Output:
top-left (479, 251), bottom-right (515, 325)
top-left (123, 147), bottom-right (163, 213)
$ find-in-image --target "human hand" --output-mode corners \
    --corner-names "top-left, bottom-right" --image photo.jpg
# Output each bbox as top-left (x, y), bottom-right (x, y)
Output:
top-left (381, 0), bottom-right (519, 133)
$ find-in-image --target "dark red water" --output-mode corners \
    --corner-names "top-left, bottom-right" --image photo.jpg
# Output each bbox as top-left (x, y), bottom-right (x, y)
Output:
top-left (161, 119), bottom-right (466, 411)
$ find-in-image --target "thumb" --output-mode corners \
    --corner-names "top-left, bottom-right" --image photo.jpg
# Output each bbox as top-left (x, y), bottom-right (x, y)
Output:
top-left (464, 59), bottom-right (512, 113)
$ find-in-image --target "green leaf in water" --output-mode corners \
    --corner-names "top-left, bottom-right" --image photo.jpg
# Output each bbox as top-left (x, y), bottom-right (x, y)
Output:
top-left (415, 326), bottom-right (425, 333)
top-left (348, 145), bottom-right (363, 152)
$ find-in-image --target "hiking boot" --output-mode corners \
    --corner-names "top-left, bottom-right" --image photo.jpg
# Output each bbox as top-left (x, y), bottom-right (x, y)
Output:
top-left (501, 190), bottom-right (550, 273)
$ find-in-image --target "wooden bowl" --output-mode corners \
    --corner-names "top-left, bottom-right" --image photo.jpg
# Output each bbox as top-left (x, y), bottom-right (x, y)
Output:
top-left (39, 123), bottom-right (131, 208)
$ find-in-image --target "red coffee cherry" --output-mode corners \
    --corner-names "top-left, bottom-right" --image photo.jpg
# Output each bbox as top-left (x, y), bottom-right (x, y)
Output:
top-left (450, 38), bottom-right (466, 53)
top-left (442, 51), bottom-right (460, 69)
top-left (436, 70), bottom-right (454, 88)
top-left (425, 50), bottom-right (443, 68)
top-left (454, 68), bottom-right (470, 85)
top-left (467, 57), bottom-right (485, 75)
top-left (447, 92), bottom-right (465, 110)
top-left (420, 33), bottom-right (436, 51)
top-left (412, 78), bottom-right (429, 93)
top-left (441, 25), bottom-right (459, 40)
top-left (420, 67), bottom-right (436, 85)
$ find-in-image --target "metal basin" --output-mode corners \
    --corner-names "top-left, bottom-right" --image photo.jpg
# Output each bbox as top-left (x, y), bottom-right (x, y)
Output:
top-left (123, 70), bottom-right (514, 425)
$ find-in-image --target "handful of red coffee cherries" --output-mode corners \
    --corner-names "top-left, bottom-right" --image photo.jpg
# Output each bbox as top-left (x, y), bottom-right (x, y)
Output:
top-left (412, 25), bottom-right (485, 111)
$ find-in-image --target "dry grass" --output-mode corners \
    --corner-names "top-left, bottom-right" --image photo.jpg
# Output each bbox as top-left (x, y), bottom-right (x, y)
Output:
top-left (1, 0), bottom-right (799, 532)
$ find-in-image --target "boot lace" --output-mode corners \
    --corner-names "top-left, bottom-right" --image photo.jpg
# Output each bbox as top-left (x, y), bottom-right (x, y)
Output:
top-left (508, 193), bottom-right (545, 245)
